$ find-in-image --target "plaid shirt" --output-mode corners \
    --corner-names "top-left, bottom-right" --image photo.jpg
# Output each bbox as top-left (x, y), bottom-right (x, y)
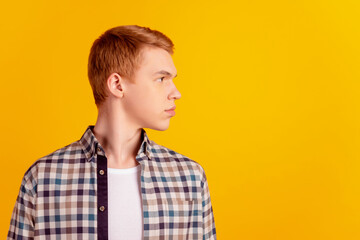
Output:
top-left (7, 125), bottom-right (217, 239)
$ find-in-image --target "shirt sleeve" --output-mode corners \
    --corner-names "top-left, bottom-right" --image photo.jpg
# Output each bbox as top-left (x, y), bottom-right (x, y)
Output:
top-left (7, 169), bottom-right (37, 240)
top-left (200, 166), bottom-right (217, 240)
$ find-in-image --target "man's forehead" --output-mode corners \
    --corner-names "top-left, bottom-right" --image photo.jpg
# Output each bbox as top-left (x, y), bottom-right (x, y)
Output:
top-left (139, 48), bottom-right (177, 76)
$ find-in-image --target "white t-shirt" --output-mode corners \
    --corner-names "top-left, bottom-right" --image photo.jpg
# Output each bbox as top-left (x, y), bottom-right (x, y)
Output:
top-left (108, 164), bottom-right (143, 240)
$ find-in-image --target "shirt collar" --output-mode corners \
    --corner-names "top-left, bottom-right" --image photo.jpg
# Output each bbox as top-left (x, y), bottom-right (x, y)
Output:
top-left (79, 125), bottom-right (153, 162)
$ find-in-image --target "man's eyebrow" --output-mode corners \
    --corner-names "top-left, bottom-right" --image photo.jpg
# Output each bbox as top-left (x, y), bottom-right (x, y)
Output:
top-left (153, 70), bottom-right (177, 78)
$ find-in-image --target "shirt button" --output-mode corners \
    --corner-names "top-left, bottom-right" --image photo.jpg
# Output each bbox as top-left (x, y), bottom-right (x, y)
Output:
top-left (96, 147), bottom-right (101, 153)
top-left (99, 169), bottom-right (105, 175)
top-left (99, 206), bottom-right (105, 212)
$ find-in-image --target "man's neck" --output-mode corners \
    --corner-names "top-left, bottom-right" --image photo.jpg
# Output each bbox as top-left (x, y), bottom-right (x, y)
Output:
top-left (93, 107), bottom-right (143, 169)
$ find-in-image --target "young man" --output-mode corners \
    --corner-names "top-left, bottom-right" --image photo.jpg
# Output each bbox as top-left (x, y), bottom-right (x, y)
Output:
top-left (7, 25), bottom-right (216, 240)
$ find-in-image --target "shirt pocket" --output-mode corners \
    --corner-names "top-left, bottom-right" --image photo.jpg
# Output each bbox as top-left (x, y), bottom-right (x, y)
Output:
top-left (160, 198), bottom-right (202, 239)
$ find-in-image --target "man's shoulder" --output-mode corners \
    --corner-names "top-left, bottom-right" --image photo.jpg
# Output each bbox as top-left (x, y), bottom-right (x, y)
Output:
top-left (23, 140), bottom-right (83, 176)
top-left (36, 140), bottom-right (83, 163)
top-left (18, 140), bottom-right (83, 192)
top-left (149, 140), bottom-right (206, 175)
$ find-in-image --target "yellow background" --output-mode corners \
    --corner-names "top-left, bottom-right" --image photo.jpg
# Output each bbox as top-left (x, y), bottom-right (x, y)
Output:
top-left (1, 0), bottom-right (360, 239)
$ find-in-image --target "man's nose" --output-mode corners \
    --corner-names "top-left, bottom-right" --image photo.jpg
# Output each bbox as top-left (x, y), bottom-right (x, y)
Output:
top-left (169, 82), bottom-right (181, 100)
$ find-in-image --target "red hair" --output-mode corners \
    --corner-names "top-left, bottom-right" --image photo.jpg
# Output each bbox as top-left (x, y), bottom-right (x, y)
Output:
top-left (87, 25), bottom-right (174, 107)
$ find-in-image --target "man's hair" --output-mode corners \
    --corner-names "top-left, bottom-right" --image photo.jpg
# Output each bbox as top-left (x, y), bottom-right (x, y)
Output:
top-left (88, 25), bottom-right (174, 107)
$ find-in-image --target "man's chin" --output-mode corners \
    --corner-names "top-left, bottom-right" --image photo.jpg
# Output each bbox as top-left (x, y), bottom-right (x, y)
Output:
top-left (149, 123), bottom-right (170, 131)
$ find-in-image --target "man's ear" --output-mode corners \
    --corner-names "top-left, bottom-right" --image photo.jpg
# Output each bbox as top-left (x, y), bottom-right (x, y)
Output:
top-left (107, 73), bottom-right (124, 98)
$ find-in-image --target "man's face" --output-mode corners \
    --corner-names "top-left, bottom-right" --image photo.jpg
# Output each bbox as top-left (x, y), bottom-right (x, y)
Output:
top-left (122, 46), bottom-right (181, 131)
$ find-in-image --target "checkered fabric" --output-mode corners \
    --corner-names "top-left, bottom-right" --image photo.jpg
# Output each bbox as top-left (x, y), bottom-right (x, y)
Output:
top-left (7, 125), bottom-right (217, 239)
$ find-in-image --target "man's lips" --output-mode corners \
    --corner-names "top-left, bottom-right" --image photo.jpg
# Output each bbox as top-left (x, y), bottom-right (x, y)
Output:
top-left (165, 106), bottom-right (176, 111)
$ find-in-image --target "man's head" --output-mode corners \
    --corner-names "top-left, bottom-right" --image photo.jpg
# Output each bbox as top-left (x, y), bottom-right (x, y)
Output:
top-left (87, 25), bottom-right (181, 130)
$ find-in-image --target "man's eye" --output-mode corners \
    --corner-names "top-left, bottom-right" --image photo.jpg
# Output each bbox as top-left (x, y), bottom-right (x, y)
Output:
top-left (156, 77), bottom-right (165, 82)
